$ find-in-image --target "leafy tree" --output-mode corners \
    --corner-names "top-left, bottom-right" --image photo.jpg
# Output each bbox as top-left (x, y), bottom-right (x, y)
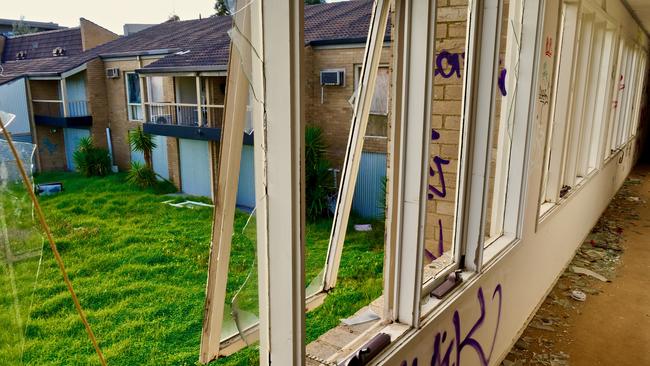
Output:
top-left (12, 16), bottom-right (38, 36)
top-left (214, 0), bottom-right (231, 16)
top-left (166, 14), bottom-right (180, 22)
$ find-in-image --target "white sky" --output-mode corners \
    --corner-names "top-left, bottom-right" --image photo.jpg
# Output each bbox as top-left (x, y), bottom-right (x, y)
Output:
top-left (3, 0), bottom-right (347, 35)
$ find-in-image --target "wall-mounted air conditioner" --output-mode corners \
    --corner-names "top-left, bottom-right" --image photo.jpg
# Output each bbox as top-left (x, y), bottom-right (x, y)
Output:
top-left (320, 69), bottom-right (345, 86)
top-left (152, 114), bottom-right (172, 125)
top-left (106, 68), bottom-right (120, 79)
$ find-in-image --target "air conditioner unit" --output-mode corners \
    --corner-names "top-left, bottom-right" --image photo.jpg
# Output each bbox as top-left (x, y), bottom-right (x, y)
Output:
top-left (106, 68), bottom-right (120, 79)
top-left (320, 69), bottom-right (345, 86)
top-left (152, 114), bottom-right (172, 125)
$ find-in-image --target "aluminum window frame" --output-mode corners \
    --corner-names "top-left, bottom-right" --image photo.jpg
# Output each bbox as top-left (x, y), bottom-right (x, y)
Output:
top-left (540, 1), bottom-right (581, 207)
top-left (125, 72), bottom-right (144, 121)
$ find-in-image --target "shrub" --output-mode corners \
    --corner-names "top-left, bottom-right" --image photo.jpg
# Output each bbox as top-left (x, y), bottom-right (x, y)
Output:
top-left (126, 161), bottom-right (158, 188)
top-left (305, 126), bottom-right (335, 221)
top-left (72, 137), bottom-right (111, 177)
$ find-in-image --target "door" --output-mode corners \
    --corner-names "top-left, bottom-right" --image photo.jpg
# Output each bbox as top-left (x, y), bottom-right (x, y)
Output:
top-left (179, 138), bottom-right (211, 197)
top-left (152, 135), bottom-right (169, 180)
top-left (64, 128), bottom-right (91, 171)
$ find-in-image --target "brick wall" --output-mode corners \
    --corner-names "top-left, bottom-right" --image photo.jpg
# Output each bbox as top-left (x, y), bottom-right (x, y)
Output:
top-left (426, 0), bottom-right (468, 257)
top-left (86, 59), bottom-right (110, 151)
top-left (305, 45), bottom-right (392, 172)
top-left (103, 58), bottom-right (152, 170)
top-left (80, 18), bottom-right (118, 51)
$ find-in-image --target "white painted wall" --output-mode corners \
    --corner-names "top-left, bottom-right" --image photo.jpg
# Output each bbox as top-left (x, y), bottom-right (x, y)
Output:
top-left (0, 78), bottom-right (30, 136)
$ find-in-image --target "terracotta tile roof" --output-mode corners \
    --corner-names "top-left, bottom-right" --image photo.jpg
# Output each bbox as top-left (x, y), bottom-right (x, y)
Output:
top-left (0, 1), bottom-right (382, 83)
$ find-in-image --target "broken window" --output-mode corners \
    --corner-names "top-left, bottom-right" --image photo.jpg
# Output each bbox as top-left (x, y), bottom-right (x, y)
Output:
top-left (355, 65), bottom-right (390, 138)
top-left (0, 121), bottom-right (43, 364)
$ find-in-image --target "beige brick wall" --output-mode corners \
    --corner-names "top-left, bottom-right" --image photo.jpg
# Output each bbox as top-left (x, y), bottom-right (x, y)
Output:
top-left (305, 45), bottom-right (392, 172)
top-left (80, 18), bottom-right (118, 51)
top-left (426, 0), bottom-right (468, 257)
top-left (86, 59), bottom-right (110, 151)
top-left (103, 58), bottom-right (159, 170)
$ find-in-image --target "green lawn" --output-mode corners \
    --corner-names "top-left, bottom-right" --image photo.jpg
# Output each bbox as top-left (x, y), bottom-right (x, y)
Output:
top-left (0, 172), bottom-right (384, 365)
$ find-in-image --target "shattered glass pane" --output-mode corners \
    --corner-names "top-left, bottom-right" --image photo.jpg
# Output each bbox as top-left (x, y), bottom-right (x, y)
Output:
top-left (220, 207), bottom-right (259, 344)
top-left (484, 0), bottom-right (520, 246)
top-left (0, 126), bottom-right (44, 363)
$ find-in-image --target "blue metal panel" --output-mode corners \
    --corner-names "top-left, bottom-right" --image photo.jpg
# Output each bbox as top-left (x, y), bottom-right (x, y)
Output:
top-left (179, 138), bottom-right (212, 197)
top-left (352, 152), bottom-right (387, 219)
top-left (236, 145), bottom-right (256, 209)
top-left (151, 135), bottom-right (169, 180)
top-left (63, 128), bottom-right (90, 171)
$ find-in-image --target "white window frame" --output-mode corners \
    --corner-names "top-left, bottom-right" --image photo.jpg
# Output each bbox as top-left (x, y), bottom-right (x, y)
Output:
top-left (540, 2), bottom-right (581, 208)
top-left (562, 11), bottom-right (594, 187)
top-left (606, 37), bottom-right (625, 155)
top-left (125, 72), bottom-right (143, 121)
top-left (575, 20), bottom-right (604, 177)
top-left (591, 24), bottom-right (618, 167)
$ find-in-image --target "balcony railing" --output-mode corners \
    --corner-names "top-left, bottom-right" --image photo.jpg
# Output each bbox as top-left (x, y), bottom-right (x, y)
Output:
top-left (32, 100), bottom-right (90, 118)
top-left (145, 102), bottom-right (224, 128)
top-left (32, 100), bottom-right (64, 118)
top-left (67, 100), bottom-right (90, 117)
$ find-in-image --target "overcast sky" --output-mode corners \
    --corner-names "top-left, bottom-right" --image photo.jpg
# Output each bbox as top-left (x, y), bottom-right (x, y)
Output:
top-left (3, 0), bottom-right (347, 35)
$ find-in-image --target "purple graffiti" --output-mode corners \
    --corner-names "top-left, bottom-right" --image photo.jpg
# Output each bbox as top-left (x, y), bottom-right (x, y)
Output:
top-left (435, 50), bottom-right (508, 95)
top-left (424, 219), bottom-right (445, 262)
top-left (428, 129), bottom-right (449, 200)
top-left (428, 157), bottom-right (450, 199)
top-left (498, 68), bottom-right (507, 97)
top-left (400, 285), bottom-right (503, 366)
top-left (435, 51), bottom-right (465, 79)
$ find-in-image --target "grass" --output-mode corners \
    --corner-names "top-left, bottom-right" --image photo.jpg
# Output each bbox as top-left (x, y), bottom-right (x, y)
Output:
top-left (0, 172), bottom-right (384, 365)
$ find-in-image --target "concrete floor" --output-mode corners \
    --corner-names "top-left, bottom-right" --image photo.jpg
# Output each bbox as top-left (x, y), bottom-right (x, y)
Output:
top-left (504, 165), bottom-right (650, 365)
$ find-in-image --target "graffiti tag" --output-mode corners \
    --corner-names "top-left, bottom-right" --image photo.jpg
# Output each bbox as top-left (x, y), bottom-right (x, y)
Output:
top-left (400, 284), bottom-right (503, 366)
top-left (435, 50), bottom-right (507, 97)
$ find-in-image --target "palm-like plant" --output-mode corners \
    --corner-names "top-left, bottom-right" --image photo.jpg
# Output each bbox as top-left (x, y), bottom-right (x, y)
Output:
top-left (128, 127), bottom-right (156, 169)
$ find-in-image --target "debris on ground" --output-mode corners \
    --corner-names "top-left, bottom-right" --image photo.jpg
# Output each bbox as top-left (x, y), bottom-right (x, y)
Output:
top-left (570, 290), bottom-right (586, 302)
top-left (501, 176), bottom-right (643, 366)
top-left (571, 266), bottom-right (608, 282)
top-left (354, 224), bottom-right (372, 232)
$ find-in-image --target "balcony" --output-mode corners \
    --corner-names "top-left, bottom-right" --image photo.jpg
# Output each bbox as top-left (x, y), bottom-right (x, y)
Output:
top-left (33, 99), bottom-right (92, 128)
top-left (142, 102), bottom-right (228, 141)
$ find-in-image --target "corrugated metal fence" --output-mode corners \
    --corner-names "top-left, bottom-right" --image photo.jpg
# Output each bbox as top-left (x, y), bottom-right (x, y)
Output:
top-left (352, 152), bottom-right (387, 219)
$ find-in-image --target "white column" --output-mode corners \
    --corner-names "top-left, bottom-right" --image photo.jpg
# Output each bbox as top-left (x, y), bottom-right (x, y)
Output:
top-left (252, 0), bottom-right (305, 364)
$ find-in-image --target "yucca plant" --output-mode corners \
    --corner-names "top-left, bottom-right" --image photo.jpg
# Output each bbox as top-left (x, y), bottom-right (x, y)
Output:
top-left (128, 127), bottom-right (156, 169)
top-left (126, 161), bottom-right (158, 188)
top-left (305, 126), bottom-right (335, 221)
top-left (72, 137), bottom-right (111, 177)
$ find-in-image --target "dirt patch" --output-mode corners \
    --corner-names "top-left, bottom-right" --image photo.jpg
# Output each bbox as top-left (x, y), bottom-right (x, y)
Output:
top-left (502, 166), bottom-right (650, 366)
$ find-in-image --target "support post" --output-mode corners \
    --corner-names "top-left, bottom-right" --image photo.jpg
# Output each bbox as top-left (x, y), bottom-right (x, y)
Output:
top-left (199, 13), bottom-right (251, 366)
top-left (323, 0), bottom-right (391, 291)
top-left (252, 0), bottom-right (306, 364)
